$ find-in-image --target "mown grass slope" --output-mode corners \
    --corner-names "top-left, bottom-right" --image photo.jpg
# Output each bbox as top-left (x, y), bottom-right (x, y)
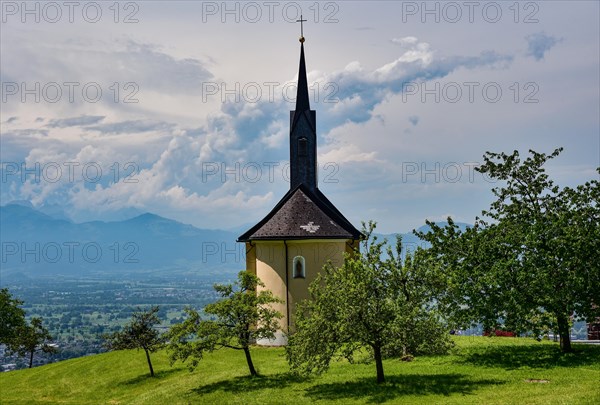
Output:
top-left (1, 337), bottom-right (599, 404)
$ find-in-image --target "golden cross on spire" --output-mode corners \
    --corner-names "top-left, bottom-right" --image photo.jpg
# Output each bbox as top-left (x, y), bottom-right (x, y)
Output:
top-left (296, 14), bottom-right (307, 42)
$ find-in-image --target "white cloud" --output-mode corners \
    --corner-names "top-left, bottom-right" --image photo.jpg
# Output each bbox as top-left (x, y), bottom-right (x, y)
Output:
top-left (1, 1), bottom-right (598, 233)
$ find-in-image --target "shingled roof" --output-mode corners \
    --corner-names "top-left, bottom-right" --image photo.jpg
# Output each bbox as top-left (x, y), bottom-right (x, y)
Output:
top-left (237, 184), bottom-right (363, 241)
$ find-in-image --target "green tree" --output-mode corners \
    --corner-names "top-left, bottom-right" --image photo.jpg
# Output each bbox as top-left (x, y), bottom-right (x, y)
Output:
top-left (0, 288), bottom-right (26, 347)
top-left (10, 317), bottom-right (58, 368)
top-left (167, 271), bottom-right (282, 376)
top-left (286, 222), bottom-right (452, 384)
top-left (418, 148), bottom-right (600, 352)
top-left (104, 306), bottom-right (164, 377)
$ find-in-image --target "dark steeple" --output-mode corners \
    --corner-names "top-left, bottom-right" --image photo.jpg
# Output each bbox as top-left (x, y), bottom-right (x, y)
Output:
top-left (290, 26), bottom-right (317, 192)
top-left (237, 28), bottom-right (363, 243)
top-left (295, 43), bottom-right (310, 112)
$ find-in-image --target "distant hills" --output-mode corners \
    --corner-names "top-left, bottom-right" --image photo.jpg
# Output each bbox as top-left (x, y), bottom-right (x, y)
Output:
top-left (376, 221), bottom-right (470, 254)
top-left (0, 203), bottom-right (243, 279)
top-left (0, 202), bottom-right (470, 280)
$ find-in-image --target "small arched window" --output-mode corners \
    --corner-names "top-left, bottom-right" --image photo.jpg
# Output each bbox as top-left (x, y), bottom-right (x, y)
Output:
top-left (293, 256), bottom-right (305, 279)
top-left (298, 137), bottom-right (308, 157)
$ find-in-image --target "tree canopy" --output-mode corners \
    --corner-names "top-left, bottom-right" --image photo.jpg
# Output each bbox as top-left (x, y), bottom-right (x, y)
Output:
top-left (167, 271), bottom-right (282, 376)
top-left (10, 317), bottom-right (57, 368)
top-left (0, 288), bottom-right (26, 347)
top-left (104, 306), bottom-right (164, 377)
top-left (286, 221), bottom-right (453, 383)
top-left (417, 148), bottom-right (600, 352)
top-left (2, 289), bottom-right (57, 368)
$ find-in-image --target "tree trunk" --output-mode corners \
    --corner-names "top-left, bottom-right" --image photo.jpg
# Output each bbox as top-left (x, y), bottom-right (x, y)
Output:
top-left (29, 350), bottom-right (34, 368)
top-left (243, 346), bottom-right (257, 376)
top-left (144, 348), bottom-right (155, 377)
top-left (557, 314), bottom-right (572, 353)
top-left (373, 344), bottom-right (385, 384)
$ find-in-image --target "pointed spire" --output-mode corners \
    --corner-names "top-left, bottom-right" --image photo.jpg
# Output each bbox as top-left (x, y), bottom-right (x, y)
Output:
top-left (295, 42), bottom-right (310, 112)
top-left (295, 15), bottom-right (310, 112)
top-left (290, 20), bottom-right (317, 192)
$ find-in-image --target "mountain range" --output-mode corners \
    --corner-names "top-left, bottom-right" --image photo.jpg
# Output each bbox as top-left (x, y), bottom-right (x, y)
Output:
top-left (0, 202), bottom-right (468, 280)
top-left (0, 202), bottom-right (242, 279)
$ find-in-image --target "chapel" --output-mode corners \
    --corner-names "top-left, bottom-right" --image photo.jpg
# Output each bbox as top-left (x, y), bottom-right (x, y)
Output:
top-left (238, 27), bottom-right (362, 345)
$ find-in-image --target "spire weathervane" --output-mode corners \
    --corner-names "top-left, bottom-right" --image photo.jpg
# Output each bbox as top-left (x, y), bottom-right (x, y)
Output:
top-left (296, 14), bottom-right (307, 42)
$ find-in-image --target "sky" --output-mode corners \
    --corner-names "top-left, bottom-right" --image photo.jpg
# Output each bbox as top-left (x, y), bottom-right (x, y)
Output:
top-left (1, 0), bottom-right (599, 233)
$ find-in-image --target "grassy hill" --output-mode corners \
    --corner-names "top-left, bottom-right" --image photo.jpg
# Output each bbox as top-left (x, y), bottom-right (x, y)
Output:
top-left (1, 337), bottom-right (599, 404)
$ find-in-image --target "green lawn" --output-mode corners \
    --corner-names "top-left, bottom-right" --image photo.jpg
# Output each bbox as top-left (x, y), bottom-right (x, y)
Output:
top-left (1, 337), bottom-right (599, 404)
